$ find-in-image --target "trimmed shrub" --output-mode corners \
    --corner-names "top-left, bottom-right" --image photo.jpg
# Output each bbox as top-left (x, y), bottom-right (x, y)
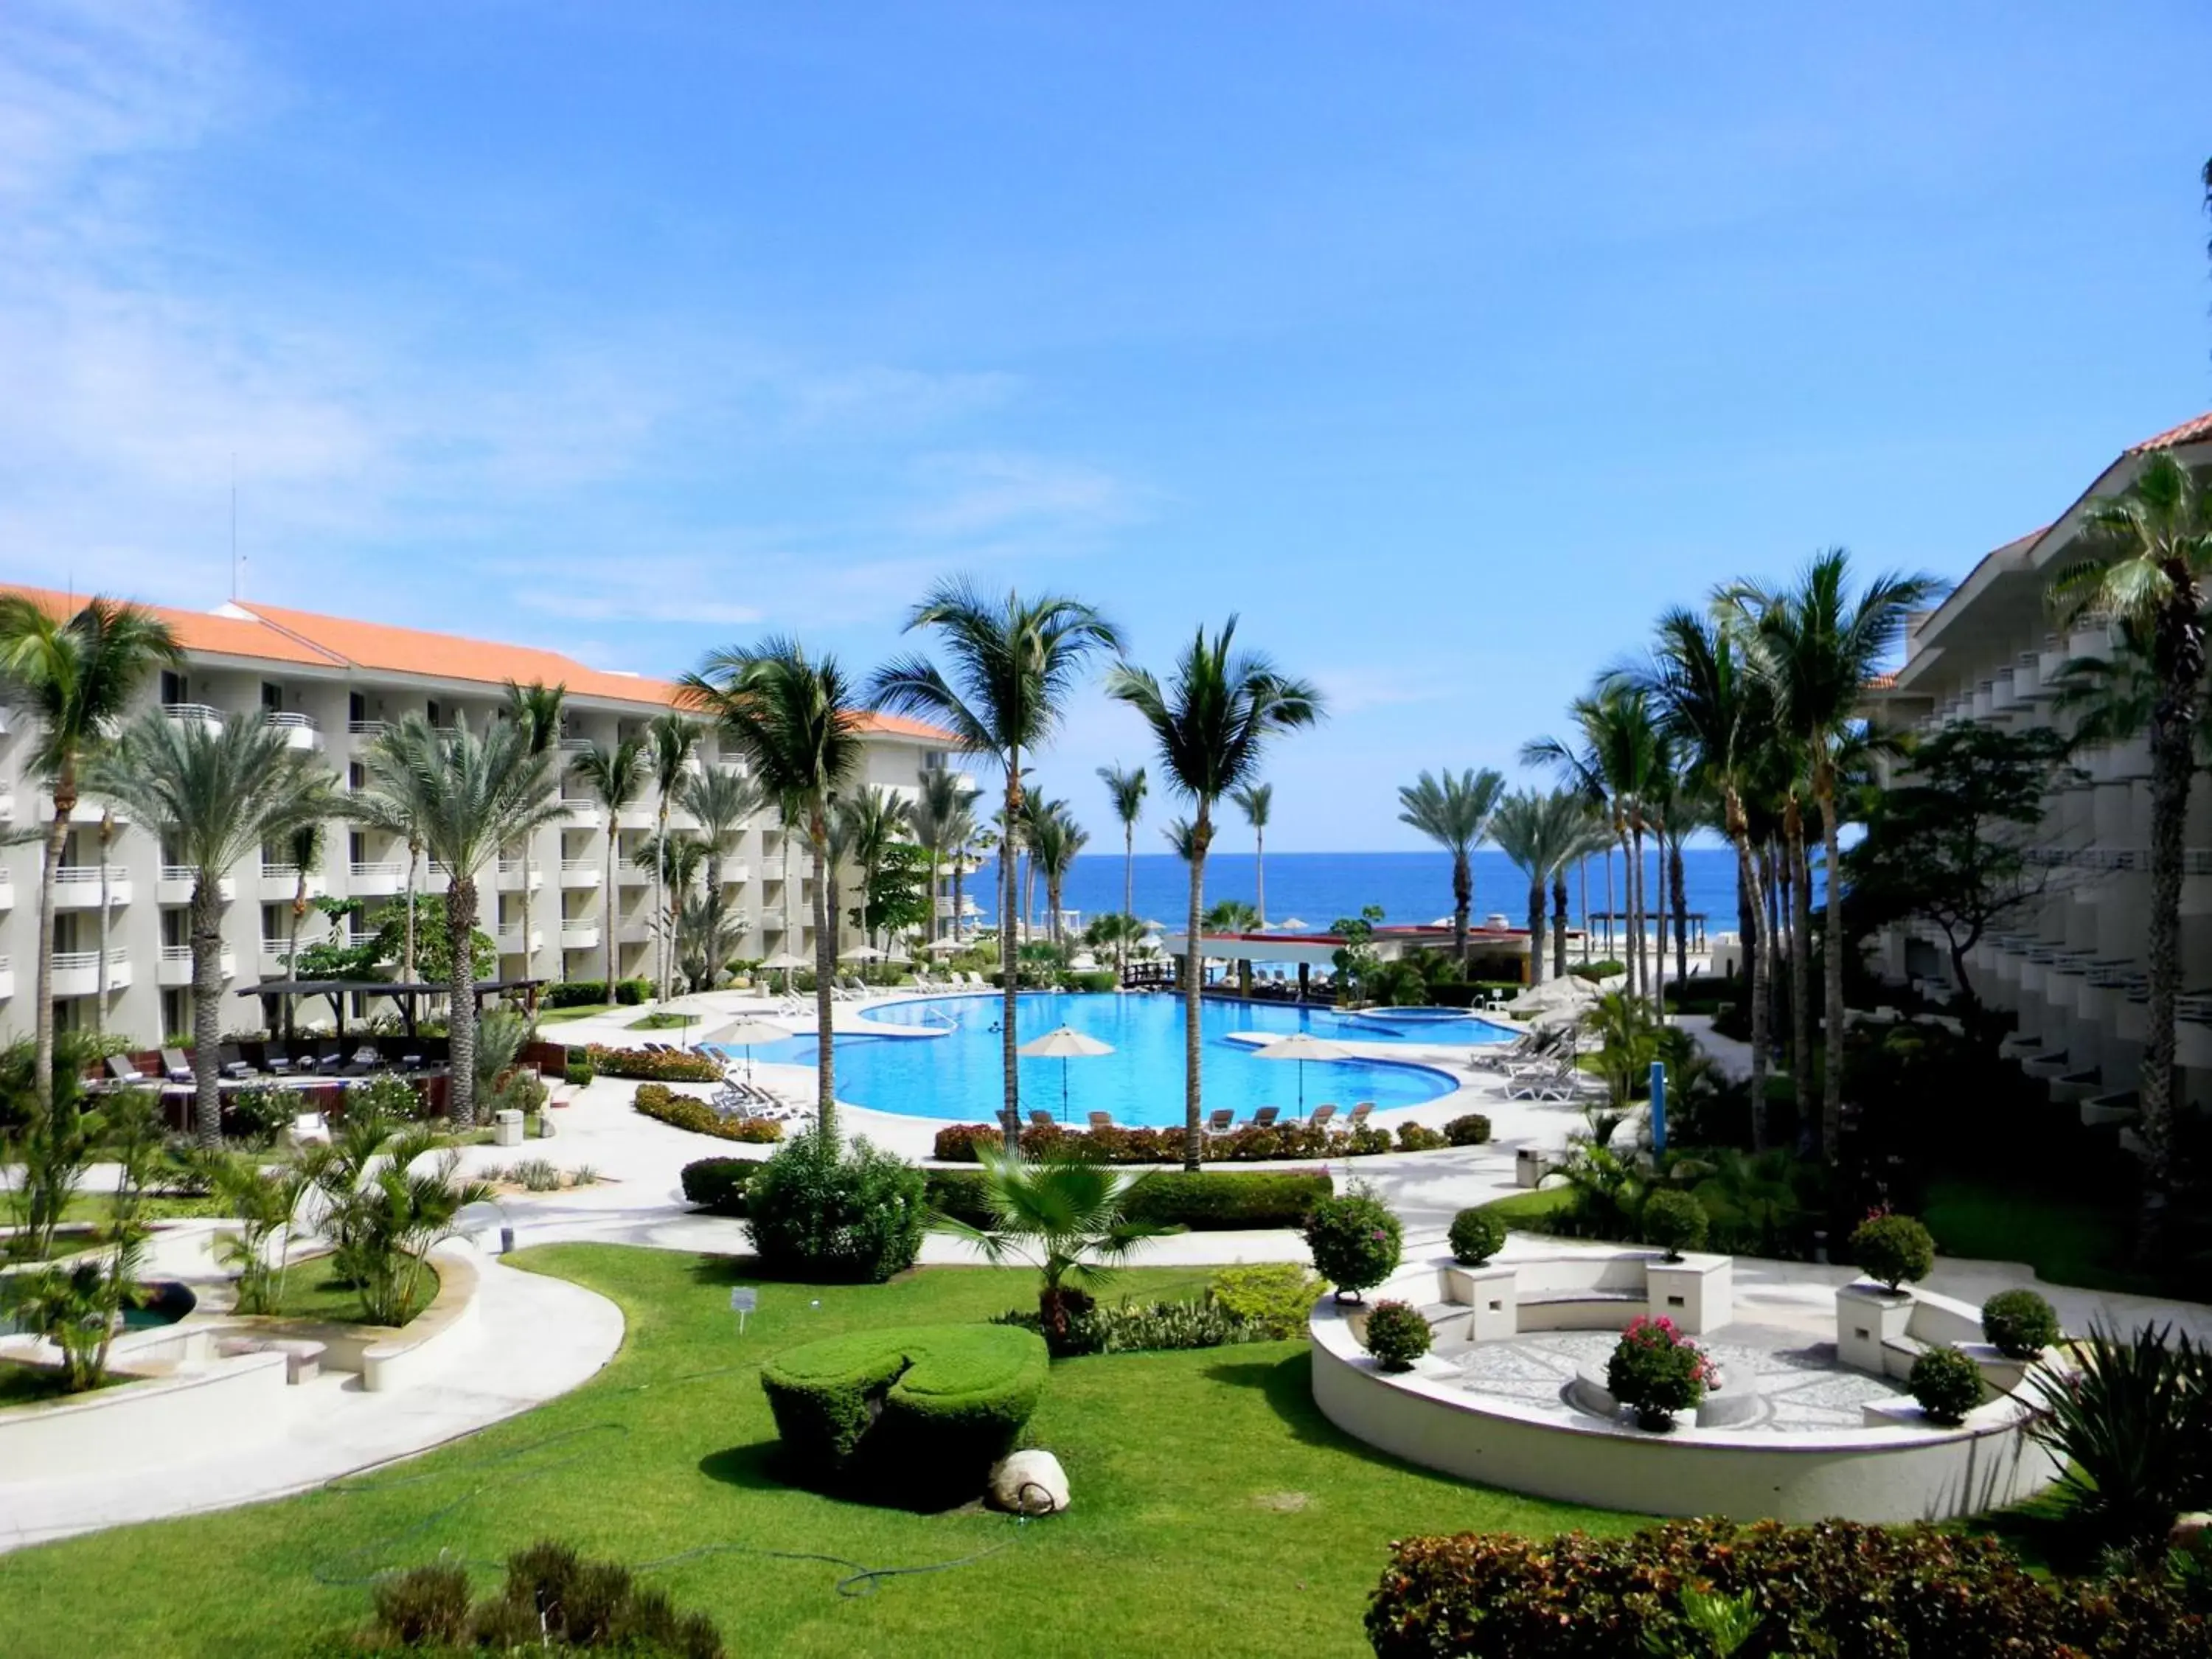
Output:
top-left (633, 1082), bottom-right (783, 1143)
top-left (1605, 1316), bottom-right (1711, 1428)
top-left (588, 1044), bottom-right (722, 1082)
top-left (1363, 1299), bottom-right (1431, 1371)
top-left (546, 980), bottom-right (607, 1009)
top-left (1304, 1189), bottom-right (1402, 1301)
top-left (1910, 1345), bottom-right (1985, 1424)
top-left (1444, 1113), bottom-right (1492, 1147)
top-left (925, 1118), bottom-right (1447, 1166)
top-left (612, 978), bottom-right (653, 1006)
top-left (1066, 970), bottom-right (1117, 993)
top-left (925, 1168), bottom-right (1330, 1231)
top-left (1207, 1263), bottom-right (1327, 1337)
top-left (1397, 1122), bottom-right (1447, 1152)
top-left (745, 1133), bottom-right (927, 1282)
top-left (1851, 1210), bottom-right (1935, 1291)
top-left (563, 1060), bottom-right (596, 1087)
top-left (932, 1121), bottom-right (1004, 1161)
top-left (760, 1324), bottom-right (1046, 1504)
top-left (1366, 1519), bottom-right (2211, 1659)
top-left (1982, 1288), bottom-right (2060, 1359)
top-left (994, 1295), bottom-right (1265, 1356)
top-left (354, 1537), bottom-right (724, 1657)
top-left (1639, 1189), bottom-right (1708, 1261)
top-left (1447, 1207), bottom-right (1506, 1267)
top-left (679, 1157), bottom-right (759, 1214)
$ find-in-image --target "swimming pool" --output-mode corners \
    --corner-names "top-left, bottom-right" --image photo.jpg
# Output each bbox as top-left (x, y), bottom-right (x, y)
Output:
top-left (717, 992), bottom-right (1507, 1127)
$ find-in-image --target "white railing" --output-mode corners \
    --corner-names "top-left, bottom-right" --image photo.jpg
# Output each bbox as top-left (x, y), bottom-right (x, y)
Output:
top-left (52, 947), bottom-right (131, 971)
top-left (161, 702), bottom-right (223, 725)
top-left (261, 863), bottom-right (300, 880)
top-left (350, 860), bottom-right (406, 878)
top-left (347, 719), bottom-right (390, 736)
top-left (560, 858), bottom-right (600, 875)
top-left (262, 710), bottom-right (319, 731)
top-left (54, 866), bottom-right (126, 885)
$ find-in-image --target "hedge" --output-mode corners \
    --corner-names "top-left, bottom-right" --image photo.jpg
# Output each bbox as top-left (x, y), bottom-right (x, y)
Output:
top-left (931, 1119), bottom-right (1399, 1164)
top-left (633, 1082), bottom-right (784, 1143)
top-left (760, 1324), bottom-right (1047, 1504)
top-left (545, 981), bottom-right (607, 1009)
top-left (612, 977), bottom-right (653, 1006)
top-left (926, 1168), bottom-right (1330, 1231)
top-left (1366, 1519), bottom-right (2211, 1659)
top-left (680, 1157), bottom-right (760, 1214)
top-left (589, 1044), bottom-right (723, 1082)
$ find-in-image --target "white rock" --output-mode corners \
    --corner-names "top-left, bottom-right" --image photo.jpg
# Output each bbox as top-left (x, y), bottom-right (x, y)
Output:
top-left (990, 1449), bottom-right (1069, 1515)
top-left (2173, 1512), bottom-right (2212, 1557)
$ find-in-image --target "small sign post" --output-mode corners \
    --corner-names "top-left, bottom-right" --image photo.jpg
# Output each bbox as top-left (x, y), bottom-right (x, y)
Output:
top-left (729, 1287), bottom-right (758, 1335)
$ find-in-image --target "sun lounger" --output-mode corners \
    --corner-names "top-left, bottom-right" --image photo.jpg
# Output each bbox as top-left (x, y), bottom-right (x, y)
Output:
top-left (1088, 1111), bottom-right (1113, 1132)
top-left (1029, 1110), bottom-right (1055, 1130)
top-left (1307, 1103), bottom-right (1336, 1130)
top-left (1345, 1102), bottom-right (1374, 1129)
top-left (313, 1043), bottom-right (343, 1073)
top-left (343, 1046), bottom-right (380, 1077)
top-left (105, 1054), bottom-right (147, 1086)
top-left (1206, 1107), bottom-right (1235, 1135)
top-left (1251, 1106), bottom-right (1280, 1130)
top-left (217, 1043), bottom-right (257, 1079)
top-left (161, 1048), bottom-right (195, 1085)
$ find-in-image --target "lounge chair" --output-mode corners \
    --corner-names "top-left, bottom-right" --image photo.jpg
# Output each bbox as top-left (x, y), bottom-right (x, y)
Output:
top-left (1345, 1102), bottom-right (1374, 1130)
top-left (105, 1054), bottom-right (147, 1086)
top-left (1251, 1106), bottom-right (1280, 1130)
top-left (217, 1043), bottom-right (257, 1079)
top-left (1029, 1110), bottom-right (1055, 1130)
top-left (313, 1043), bottom-right (343, 1073)
top-left (1206, 1107), bottom-right (1236, 1135)
top-left (161, 1048), bottom-right (195, 1085)
top-left (1088, 1111), bottom-right (1113, 1133)
top-left (1307, 1103), bottom-right (1336, 1130)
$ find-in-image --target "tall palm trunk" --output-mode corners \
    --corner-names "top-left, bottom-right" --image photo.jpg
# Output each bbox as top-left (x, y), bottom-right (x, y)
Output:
top-left (602, 816), bottom-right (618, 994)
top-left (809, 814), bottom-right (838, 1140)
top-left (1181, 804), bottom-right (1212, 1170)
top-left (1253, 820), bottom-right (1266, 928)
top-left (1526, 875), bottom-right (1546, 984)
top-left (34, 780), bottom-right (73, 1111)
top-left (191, 877), bottom-right (224, 1147)
top-left (1783, 798), bottom-right (1813, 1137)
top-left (2136, 630), bottom-right (2199, 1248)
top-left (1120, 824), bottom-right (1135, 978)
top-left (94, 814), bottom-right (115, 1035)
top-left (1451, 849), bottom-right (1472, 967)
top-left (1725, 789), bottom-right (1772, 1151)
top-left (402, 838), bottom-right (420, 985)
top-left (951, 853), bottom-right (964, 952)
top-left (1629, 824), bottom-right (1647, 1001)
top-left (1671, 834), bottom-right (1689, 984)
top-left (1648, 827), bottom-right (1665, 1014)
top-left (1603, 844), bottom-right (1616, 973)
top-left (1000, 758), bottom-right (1023, 1144)
top-left (1551, 870), bottom-right (1569, 981)
top-left (447, 876), bottom-right (481, 1128)
top-left (289, 863), bottom-right (311, 1032)
top-left (656, 796), bottom-right (671, 1001)
top-left (1579, 857), bottom-right (1590, 963)
top-left (1815, 758), bottom-right (1847, 1165)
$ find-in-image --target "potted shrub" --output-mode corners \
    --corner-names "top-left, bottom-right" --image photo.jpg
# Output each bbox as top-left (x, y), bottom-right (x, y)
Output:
top-left (1447, 1207), bottom-right (1506, 1267)
top-left (1361, 1300), bottom-right (1431, 1372)
top-left (1850, 1211), bottom-right (1934, 1293)
top-left (1304, 1189), bottom-right (1402, 1303)
top-left (1639, 1189), bottom-right (1708, 1262)
top-left (1908, 1346), bottom-right (1985, 1425)
top-left (1604, 1316), bottom-right (1713, 1431)
top-left (1980, 1289), bottom-right (2059, 1359)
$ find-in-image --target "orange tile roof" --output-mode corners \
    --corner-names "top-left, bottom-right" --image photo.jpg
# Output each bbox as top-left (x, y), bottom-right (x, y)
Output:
top-left (0, 582), bottom-right (346, 669)
top-left (2127, 411), bottom-right (2212, 453)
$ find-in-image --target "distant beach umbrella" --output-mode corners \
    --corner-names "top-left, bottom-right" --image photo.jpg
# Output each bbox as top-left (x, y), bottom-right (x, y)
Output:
top-left (1253, 1030), bottom-right (1352, 1113)
top-left (1018, 1024), bottom-right (1115, 1121)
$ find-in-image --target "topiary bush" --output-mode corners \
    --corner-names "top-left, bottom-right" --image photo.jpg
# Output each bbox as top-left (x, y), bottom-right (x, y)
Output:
top-left (1207, 1263), bottom-right (1328, 1337)
top-left (1397, 1122), bottom-right (1447, 1152)
top-left (545, 980), bottom-right (608, 1009)
top-left (563, 1060), bottom-right (596, 1087)
top-left (1362, 1299), bottom-right (1431, 1371)
top-left (588, 1045), bottom-right (722, 1083)
top-left (633, 1082), bottom-right (783, 1144)
top-left (612, 978), bottom-right (653, 1006)
top-left (745, 1133), bottom-right (927, 1282)
top-left (1910, 1345), bottom-right (1985, 1425)
top-left (1605, 1315), bottom-right (1711, 1430)
top-left (1304, 1188), bottom-right (1402, 1301)
top-left (1981, 1288), bottom-right (2060, 1359)
top-left (1444, 1113), bottom-right (1492, 1147)
top-left (679, 1157), bottom-right (759, 1215)
top-left (760, 1324), bottom-right (1047, 1506)
top-left (1639, 1189), bottom-right (1708, 1262)
top-left (1851, 1210), bottom-right (1935, 1292)
top-left (1447, 1206), bottom-right (1507, 1266)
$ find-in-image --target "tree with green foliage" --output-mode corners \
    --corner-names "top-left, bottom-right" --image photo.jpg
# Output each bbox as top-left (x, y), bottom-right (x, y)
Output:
top-left (1329, 905), bottom-right (1386, 1004)
top-left (644, 713), bottom-right (700, 1000)
top-left (1108, 620), bottom-right (1324, 1169)
top-left (1490, 788), bottom-right (1603, 987)
top-left (1028, 802), bottom-right (1088, 948)
top-left (0, 594), bottom-right (180, 1113)
top-left (837, 785), bottom-right (913, 953)
top-left (1231, 781), bottom-right (1273, 927)
top-left (1096, 762), bottom-right (1148, 975)
top-left (1396, 768), bottom-right (1506, 967)
top-left (855, 841), bottom-right (933, 948)
top-left (568, 736), bottom-right (646, 995)
top-left (909, 765), bottom-right (978, 952)
top-left (502, 678), bottom-right (567, 978)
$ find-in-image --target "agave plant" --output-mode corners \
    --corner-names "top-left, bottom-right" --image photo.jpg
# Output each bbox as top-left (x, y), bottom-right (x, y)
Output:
top-left (2028, 1318), bottom-right (2212, 1548)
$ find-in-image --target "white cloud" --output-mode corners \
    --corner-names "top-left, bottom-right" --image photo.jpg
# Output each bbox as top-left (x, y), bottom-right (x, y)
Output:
top-left (902, 451), bottom-right (1136, 540)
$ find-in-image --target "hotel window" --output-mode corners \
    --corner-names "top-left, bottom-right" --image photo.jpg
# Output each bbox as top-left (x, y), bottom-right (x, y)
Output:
top-left (161, 669), bottom-right (189, 706)
top-left (261, 681), bottom-right (283, 713)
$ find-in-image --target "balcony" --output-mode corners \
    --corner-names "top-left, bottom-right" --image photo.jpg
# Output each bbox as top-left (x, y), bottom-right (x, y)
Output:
top-left (619, 860), bottom-right (651, 886)
top-left (560, 793), bottom-right (601, 821)
top-left (0, 785), bottom-right (13, 822)
top-left (707, 862), bottom-right (752, 888)
top-left (560, 859), bottom-right (602, 888)
top-left (560, 921), bottom-right (602, 951)
top-left (262, 710), bottom-right (323, 751)
top-left (261, 939), bottom-right (293, 972)
top-left (348, 719), bottom-right (392, 737)
top-left (158, 944), bottom-right (236, 988)
top-left (0, 954), bottom-right (11, 1000)
top-left (495, 925), bottom-right (545, 955)
top-left (51, 947), bottom-right (131, 998)
top-left (617, 803), bottom-right (656, 831)
top-left (496, 858), bottom-right (546, 891)
top-left (257, 863), bottom-right (326, 902)
top-left (52, 866), bottom-right (131, 908)
top-left (0, 869), bottom-right (10, 910)
top-left (161, 701), bottom-right (223, 732)
top-left (158, 866), bottom-right (235, 906)
top-left (349, 860), bottom-right (408, 896)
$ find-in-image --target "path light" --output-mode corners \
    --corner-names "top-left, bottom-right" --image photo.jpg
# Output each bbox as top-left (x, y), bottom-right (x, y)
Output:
top-left (1253, 1031), bottom-right (1352, 1116)
top-left (1017, 1025), bottom-right (1115, 1121)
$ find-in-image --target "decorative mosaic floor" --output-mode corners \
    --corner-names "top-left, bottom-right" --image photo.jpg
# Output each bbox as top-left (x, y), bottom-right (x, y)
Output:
top-left (1444, 1322), bottom-right (1911, 1433)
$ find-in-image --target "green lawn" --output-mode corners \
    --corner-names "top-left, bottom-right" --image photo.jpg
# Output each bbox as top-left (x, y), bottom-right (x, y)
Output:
top-left (262, 1262), bottom-right (440, 1327)
top-left (625, 1011), bottom-right (700, 1032)
top-left (0, 1246), bottom-right (1641, 1659)
top-left (537, 1004), bottom-right (614, 1023)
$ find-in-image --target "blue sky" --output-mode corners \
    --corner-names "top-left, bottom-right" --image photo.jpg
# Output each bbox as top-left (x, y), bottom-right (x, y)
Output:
top-left (1, 2), bottom-right (2208, 849)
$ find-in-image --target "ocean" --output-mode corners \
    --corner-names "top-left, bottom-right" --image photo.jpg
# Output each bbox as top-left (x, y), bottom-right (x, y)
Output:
top-left (969, 847), bottom-right (1747, 941)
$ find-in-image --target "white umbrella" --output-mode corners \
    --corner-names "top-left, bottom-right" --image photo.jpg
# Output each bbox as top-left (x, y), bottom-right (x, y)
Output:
top-left (1018, 1024), bottom-right (1115, 1121)
top-left (839, 945), bottom-right (886, 961)
top-left (1253, 1031), bottom-right (1352, 1113)
top-left (927, 939), bottom-right (965, 954)
top-left (707, 1016), bottom-right (791, 1082)
top-left (1276, 917), bottom-right (1310, 933)
top-left (757, 948), bottom-right (809, 996)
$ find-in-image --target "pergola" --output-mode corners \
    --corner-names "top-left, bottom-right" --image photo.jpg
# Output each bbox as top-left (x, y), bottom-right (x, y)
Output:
top-left (237, 977), bottom-right (547, 1040)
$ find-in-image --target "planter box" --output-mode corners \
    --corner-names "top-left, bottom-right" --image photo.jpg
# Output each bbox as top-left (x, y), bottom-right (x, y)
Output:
top-left (1646, 1254), bottom-right (1733, 1335)
top-left (1836, 1281), bottom-right (1915, 1377)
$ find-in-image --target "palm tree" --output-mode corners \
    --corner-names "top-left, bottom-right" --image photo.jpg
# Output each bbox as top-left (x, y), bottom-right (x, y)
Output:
top-left (569, 737), bottom-right (646, 995)
top-left (910, 766), bottom-right (979, 952)
top-left (870, 581), bottom-right (1122, 1145)
top-left (675, 889), bottom-right (745, 992)
top-left (0, 595), bottom-right (180, 1110)
top-left (354, 725), bottom-right (429, 984)
top-left (1489, 789), bottom-right (1593, 985)
top-left (1016, 792), bottom-right (1068, 940)
top-left (681, 762), bottom-right (765, 919)
top-left (1396, 768), bottom-right (1507, 967)
top-left (503, 680), bottom-right (567, 981)
top-left (1638, 606), bottom-right (1778, 1143)
top-left (88, 711), bottom-right (335, 1144)
top-left (349, 714), bottom-right (565, 1127)
top-left (644, 713), bottom-right (700, 1001)
top-left (836, 785), bottom-right (912, 956)
top-left (635, 830), bottom-right (707, 975)
top-left (1525, 686), bottom-right (1664, 1006)
top-left (92, 809), bottom-right (122, 1035)
top-left (279, 819), bottom-right (327, 1037)
top-left (683, 639), bottom-right (868, 1138)
top-left (2048, 452), bottom-right (2212, 1243)
top-left (1743, 549), bottom-right (1944, 1164)
top-left (1029, 805), bottom-right (1088, 947)
top-left (1231, 782), bottom-right (1273, 927)
top-left (1107, 620), bottom-right (1323, 1169)
top-left (1096, 762), bottom-right (1147, 975)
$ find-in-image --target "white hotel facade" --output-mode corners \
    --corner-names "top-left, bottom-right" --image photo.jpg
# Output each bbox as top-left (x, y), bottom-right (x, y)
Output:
top-left (1865, 411), bottom-right (2212, 1121)
top-left (0, 585), bottom-right (964, 1045)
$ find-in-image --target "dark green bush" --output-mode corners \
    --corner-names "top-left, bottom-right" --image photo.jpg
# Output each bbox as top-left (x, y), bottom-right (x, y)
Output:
top-left (993, 1295), bottom-right (1266, 1357)
top-left (925, 1167), bottom-right (1329, 1231)
top-left (1397, 1122), bottom-right (1447, 1152)
top-left (371, 1562), bottom-right (471, 1646)
top-left (679, 1157), bottom-right (759, 1214)
top-left (760, 1324), bottom-right (1046, 1504)
top-left (1639, 1189), bottom-right (1708, 1261)
top-left (1447, 1207), bottom-right (1506, 1266)
top-left (633, 1082), bottom-right (783, 1144)
top-left (1066, 970), bottom-right (1117, 993)
top-left (1363, 1299), bottom-right (1430, 1371)
top-left (546, 980), bottom-right (607, 1009)
top-left (1366, 1519), bottom-right (2212, 1659)
top-left (1852, 1211), bottom-right (1935, 1291)
top-left (352, 1537), bottom-right (725, 1658)
top-left (1207, 1264), bottom-right (1327, 1335)
top-left (1982, 1288), bottom-right (2060, 1358)
top-left (588, 1045), bottom-right (721, 1082)
top-left (562, 1060), bottom-right (596, 1087)
top-left (1304, 1189), bottom-right (1402, 1299)
top-left (746, 1133), bottom-right (926, 1282)
top-left (612, 978), bottom-right (653, 1006)
top-left (1444, 1113), bottom-right (1492, 1147)
top-left (1910, 1346), bottom-right (1985, 1424)
top-left (1605, 1315), bottom-right (1710, 1426)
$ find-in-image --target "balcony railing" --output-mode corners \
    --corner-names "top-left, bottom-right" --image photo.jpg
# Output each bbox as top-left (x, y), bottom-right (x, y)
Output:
top-left (54, 865), bottom-right (127, 885)
top-left (262, 710), bottom-right (319, 731)
top-left (161, 701), bottom-right (223, 726)
top-left (347, 719), bottom-right (391, 737)
top-left (52, 947), bottom-right (131, 972)
top-left (350, 860), bottom-right (406, 880)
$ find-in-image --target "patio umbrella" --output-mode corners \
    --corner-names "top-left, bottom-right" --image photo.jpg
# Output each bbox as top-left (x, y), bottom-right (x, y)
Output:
top-left (838, 945), bottom-right (886, 961)
top-left (1253, 1031), bottom-right (1352, 1114)
top-left (1018, 1024), bottom-right (1115, 1121)
top-left (757, 949), bottom-right (809, 997)
top-left (1276, 917), bottom-right (1310, 933)
top-left (706, 1016), bottom-right (791, 1082)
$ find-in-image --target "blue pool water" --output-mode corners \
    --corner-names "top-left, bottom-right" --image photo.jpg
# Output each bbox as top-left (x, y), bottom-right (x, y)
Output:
top-left (719, 992), bottom-right (1510, 1127)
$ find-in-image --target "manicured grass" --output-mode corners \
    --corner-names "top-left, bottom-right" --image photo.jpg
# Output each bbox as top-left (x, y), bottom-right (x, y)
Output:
top-left (538, 1003), bottom-right (614, 1023)
top-left (1477, 1185), bottom-right (1578, 1226)
top-left (1921, 1178), bottom-right (2164, 1296)
top-left (625, 1011), bottom-right (700, 1031)
top-left (0, 1246), bottom-right (1643, 1658)
top-left (265, 1262), bottom-right (441, 1327)
top-left (0, 1364), bottom-right (113, 1407)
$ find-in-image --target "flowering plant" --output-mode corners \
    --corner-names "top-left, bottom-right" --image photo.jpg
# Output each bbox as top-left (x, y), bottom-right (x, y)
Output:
top-left (1302, 1188), bottom-right (1403, 1301)
top-left (1605, 1315), bottom-right (1714, 1430)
